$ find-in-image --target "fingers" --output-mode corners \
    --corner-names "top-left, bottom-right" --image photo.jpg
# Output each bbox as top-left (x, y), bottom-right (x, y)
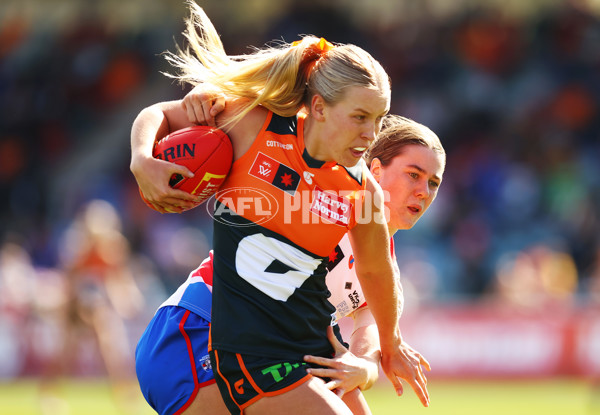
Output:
top-left (416, 366), bottom-right (428, 386)
top-left (183, 98), bottom-right (200, 125)
top-left (304, 354), bottom-right (335, 368)
top-left (402, 356), bottom-right (430, 406)
top-left (182, 93), bottom-right (213, 126)
top-left (306, 366), bottom-right (336, 379)
top-left (324, 378), bottom-right (346, 397)
top-left (407, 375), bottom-right (430, 407)
top-left (392, 377), bottom-right (404, 397)
top-left (172, 192), bottom-right (200, 205)
top-left (170, 164), bottom-right (195, 180)
top-left (402, 357), bottom-right (430, 407)
top-left (182, 95), bottom-right (209, 126)
top-left (210, 96), bottom-right (225, 119)
top-left (201, 98), bottom-right (217, 127)
top-left (324, 379), bottom-right (339, 390)
top-left (182, 90), bottom-right (224, 127)
top-left (420, 355), bottom-right (432, 372)
top-left (144, 192), bottom-right (200, 213)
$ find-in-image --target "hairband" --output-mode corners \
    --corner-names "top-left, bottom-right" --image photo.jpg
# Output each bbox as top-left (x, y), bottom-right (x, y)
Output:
top-left (292, 37), bottom-right (334, 53)
top-left (292, 37), bottom-right (334, 78)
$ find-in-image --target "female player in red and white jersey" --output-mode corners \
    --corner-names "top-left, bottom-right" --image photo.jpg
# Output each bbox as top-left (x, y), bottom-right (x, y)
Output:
top-left (131, 2), bottom-right (443, 414)
top-left (303, 114), bottom-right (445, 403)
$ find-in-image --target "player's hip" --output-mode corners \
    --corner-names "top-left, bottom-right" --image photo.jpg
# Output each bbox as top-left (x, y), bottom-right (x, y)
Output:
top-left (136, 306), bottom-right (215, 415)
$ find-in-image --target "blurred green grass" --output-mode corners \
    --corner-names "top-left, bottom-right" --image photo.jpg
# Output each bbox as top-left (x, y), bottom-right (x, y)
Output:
top-left (363, 378), bottom-right (598, 415)
top-left (0, 377), bottom-right (596, 415)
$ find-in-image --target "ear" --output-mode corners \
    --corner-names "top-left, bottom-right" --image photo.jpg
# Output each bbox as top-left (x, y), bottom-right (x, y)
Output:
top-left (310, 94), bottom-right (326, 121)
top-left (370, 158), bottom-right (382, 182)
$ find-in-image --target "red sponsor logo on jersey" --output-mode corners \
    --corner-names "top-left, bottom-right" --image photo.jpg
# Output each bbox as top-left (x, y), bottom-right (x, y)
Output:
top-left (249, 152), bottom-right (300, 195)
top-left (310, 187), bottom-right (352, 226)
top-left (326, 245), bottom-right (345, 271)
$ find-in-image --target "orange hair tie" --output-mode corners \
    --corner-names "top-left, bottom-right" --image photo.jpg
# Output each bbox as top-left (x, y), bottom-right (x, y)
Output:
top-left (292, 37), bottom-right (334, 78)
top-left (292, 37), bottom-right (334, 53)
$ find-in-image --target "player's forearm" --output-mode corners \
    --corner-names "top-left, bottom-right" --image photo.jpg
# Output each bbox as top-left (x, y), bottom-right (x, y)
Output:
top-left (394, 261), bottom-right (405, 318)
top-left (131, 104), bottom-right (170, 163)
top-left (356, 267), bottom-right (402, 348)
top-left (350, 175), bottom-right (403, 351)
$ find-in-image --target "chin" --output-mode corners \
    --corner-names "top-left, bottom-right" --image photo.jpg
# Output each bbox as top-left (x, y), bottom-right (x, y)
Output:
top-left (338, 158), bottom-right (361, 167)
top-left (396, 217), bottom-right (417, 230)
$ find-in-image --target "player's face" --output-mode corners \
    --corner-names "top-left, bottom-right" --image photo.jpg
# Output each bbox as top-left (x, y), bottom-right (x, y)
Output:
top-left (318, 86), bottom-right (390, 167)
top-left (373, 145), bottom-right (444, 232)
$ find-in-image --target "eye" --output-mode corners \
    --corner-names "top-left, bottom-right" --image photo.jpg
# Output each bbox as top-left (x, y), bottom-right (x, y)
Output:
top-left (429, 180), bottom-right (440, 189)
top-left (409, 172), bottom-right (419, 179)
top-left (354, 115), bottom-right (366, 121)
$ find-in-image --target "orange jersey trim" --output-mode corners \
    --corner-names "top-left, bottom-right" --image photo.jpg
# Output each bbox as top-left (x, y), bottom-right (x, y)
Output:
top-left (213, 350), bottom-right (243, 413)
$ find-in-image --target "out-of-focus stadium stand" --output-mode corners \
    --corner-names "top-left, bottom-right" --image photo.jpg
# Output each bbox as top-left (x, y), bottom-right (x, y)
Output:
top-left (1, 0), bottom-right (599, 381)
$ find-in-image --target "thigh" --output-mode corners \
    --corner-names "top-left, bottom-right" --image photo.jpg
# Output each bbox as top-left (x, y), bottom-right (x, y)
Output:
top-left (210, 350), bottom-right (353, 415)
top-left (245, 377), bottom-right (352, 415)
top-left (341, 388), bottom-right (372, 415)
top-left (181, 383), bottom-right (229, 415)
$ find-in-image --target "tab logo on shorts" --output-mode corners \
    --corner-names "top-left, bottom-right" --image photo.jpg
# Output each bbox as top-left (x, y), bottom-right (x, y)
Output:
top-left (261, 362), bottom-right (307, 382)
top-left (249, 152), bottom-right (301, 195)
top-left (310, 187), bottom-right (352, 226)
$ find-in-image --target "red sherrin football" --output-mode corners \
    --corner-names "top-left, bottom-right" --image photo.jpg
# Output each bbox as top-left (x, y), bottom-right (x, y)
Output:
top-left (140, 126), bottom-right (233, 212)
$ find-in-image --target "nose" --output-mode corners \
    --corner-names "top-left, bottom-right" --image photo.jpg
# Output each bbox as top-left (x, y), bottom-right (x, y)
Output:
top-left (361, 124), bottom-right (377, 144)
top-left (414, 181), bottom-right (430, 199)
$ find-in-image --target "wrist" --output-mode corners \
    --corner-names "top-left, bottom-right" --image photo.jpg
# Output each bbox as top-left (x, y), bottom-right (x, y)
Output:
top-left (379, 327), bottom-right (402, 350)
top-left (130, 152), bottom-right (154, 176)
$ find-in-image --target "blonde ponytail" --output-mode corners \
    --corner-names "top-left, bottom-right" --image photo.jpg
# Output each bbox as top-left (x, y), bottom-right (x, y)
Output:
top-left (165, 1), bottom-right (390, 129)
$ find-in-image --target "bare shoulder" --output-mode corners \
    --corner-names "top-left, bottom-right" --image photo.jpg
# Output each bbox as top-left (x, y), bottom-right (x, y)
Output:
top-left (217, 99), bottom-right (269, 160)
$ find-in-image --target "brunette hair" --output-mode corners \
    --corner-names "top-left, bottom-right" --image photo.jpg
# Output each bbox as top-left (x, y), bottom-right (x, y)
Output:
top-left (364, 115), bottom-right (446, 167)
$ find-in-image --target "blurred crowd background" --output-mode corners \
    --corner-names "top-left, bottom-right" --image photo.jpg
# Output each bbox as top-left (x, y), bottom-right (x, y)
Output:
top-left (1, 0), bottom-right (599, 387)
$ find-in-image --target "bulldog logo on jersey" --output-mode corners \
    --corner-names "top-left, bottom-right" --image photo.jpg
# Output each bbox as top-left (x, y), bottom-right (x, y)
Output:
top-left (249, 152), bottom-right (301, 195)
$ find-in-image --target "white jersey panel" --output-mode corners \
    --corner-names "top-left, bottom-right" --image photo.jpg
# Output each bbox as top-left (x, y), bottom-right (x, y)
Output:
top-left (327, 234), bottom-right (395, 324)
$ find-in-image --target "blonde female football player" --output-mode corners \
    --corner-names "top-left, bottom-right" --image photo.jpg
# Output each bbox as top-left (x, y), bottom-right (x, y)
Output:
top-left (134, 111), bottom-right (445, 415)
top-left (132, 2), bottom-right (422, 414)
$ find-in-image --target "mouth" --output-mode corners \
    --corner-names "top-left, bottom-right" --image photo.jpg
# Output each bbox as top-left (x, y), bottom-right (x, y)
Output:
top-left (350, 146), bottom-right (367, 158)
top-left (407, 205), bottom-right (422, 215)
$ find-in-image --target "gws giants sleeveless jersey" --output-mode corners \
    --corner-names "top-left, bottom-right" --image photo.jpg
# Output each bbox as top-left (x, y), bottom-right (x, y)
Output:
top-left (209, 111), bottom-right (367, 359)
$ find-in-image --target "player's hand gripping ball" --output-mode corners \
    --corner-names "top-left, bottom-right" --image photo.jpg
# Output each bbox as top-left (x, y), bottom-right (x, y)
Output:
top-left (140, 126), bottom-right (233, 212)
